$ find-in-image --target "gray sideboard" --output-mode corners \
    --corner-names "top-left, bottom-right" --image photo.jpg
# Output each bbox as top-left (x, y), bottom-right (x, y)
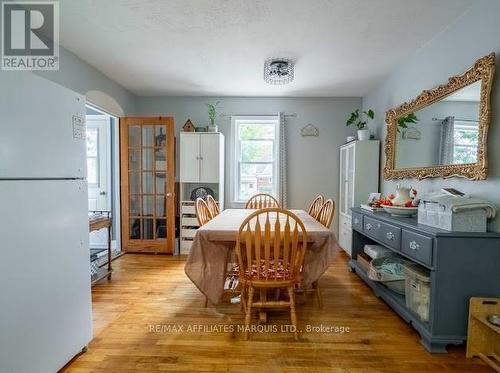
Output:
top-left (349, 207), bottom-right (500, 353)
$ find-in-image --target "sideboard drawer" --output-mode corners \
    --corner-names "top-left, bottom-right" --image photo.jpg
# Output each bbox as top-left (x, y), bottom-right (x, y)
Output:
top-left (352, 212), bottom-right (363, 231)
top-left (363, 216), bottom-right (381, 240)
top-left (402, 230), bottom-right (433, 266)
top-left (378, 221), bottom-right (401, 250)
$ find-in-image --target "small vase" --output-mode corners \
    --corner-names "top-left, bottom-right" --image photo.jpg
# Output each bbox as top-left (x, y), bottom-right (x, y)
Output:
top-left (357, 129), bottom-right (370, 141)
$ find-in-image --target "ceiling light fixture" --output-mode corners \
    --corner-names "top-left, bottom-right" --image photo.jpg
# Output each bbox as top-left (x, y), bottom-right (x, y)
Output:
top-left (264, 58), bottom-right (294, 85)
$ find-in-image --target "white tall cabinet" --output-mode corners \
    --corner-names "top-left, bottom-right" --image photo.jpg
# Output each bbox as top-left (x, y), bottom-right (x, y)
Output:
top-left (338, 140), bottom-right (380, 256)
top-left (179, 132), bottom-right (224, 254)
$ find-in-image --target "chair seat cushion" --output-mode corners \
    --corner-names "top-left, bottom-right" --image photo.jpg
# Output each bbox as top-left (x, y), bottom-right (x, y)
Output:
top-left (243, 260), bottom-right (293, 280)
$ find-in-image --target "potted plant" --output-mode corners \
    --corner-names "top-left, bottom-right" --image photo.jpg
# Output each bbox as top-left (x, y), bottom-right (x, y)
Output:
top-left (397, 112), bottom-right (419, 132)
top-left (206, 101), bottom-right (220, 132)
top-left (346, 109), bottom-right (374, 141)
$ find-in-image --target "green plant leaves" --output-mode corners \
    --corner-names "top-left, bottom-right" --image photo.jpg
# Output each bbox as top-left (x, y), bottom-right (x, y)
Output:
top-left (346, 109), bottom-right (359, 126)
top-left (346, 108), bottom-right (374, 129)
top-left (206, 101), bottom-right (220, 124)
top-left (397, 112), bottom-right (419, 129)
top-left (364, 109), bottom-right (375, 119)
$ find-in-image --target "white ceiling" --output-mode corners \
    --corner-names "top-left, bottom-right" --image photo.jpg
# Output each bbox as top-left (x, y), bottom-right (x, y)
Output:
top-left (60, 0), bottom-right (473, 97)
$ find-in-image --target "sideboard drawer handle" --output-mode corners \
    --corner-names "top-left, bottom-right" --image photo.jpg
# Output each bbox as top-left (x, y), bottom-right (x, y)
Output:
top-left (386, 232), bottom-right (395, 240)
top-left (409, 241), bottom-right (420, 251)
top-left (366, 223), bottom-right (372, 230)
top-left (354, 218), bottom-right (359, 224)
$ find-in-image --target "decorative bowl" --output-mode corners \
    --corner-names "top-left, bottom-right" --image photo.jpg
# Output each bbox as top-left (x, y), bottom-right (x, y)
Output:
top-left (488, 314), bottom-right (500, 327)
top-left (382, 205), bottom-right (418, 217)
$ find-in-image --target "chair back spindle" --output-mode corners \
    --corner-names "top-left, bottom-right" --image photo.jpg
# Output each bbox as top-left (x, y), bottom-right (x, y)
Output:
top-left (307, 195), bottom-right (324, 219)
top-left (317, 199), bottom-right (335, 228)
top-left (245, 193), bottom-right (279, 209)
top-left (206, 195), bottom-right (220, 217)
top-left (195, 198), bottom-right (213, 226)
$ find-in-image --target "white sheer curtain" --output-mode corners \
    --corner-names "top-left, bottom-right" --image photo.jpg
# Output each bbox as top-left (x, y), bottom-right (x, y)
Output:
top-left (439, 116), bottom-right (455, 165)
top-left (278, 112), bottom-right (287, 208)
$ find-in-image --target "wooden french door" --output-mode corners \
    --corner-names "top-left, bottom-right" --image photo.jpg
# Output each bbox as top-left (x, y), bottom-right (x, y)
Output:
top-left (120, 117), bottom-right (175, 253)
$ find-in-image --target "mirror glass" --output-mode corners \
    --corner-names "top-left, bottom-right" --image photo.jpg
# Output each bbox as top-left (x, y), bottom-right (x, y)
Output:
top-left (395, 80), bottom-right (481, 169)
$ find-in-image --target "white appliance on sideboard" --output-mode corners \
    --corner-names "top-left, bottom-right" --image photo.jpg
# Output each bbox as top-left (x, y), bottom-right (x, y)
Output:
top-left (338, 140), bottom-right (380, 256)
top-left (0, 72), bottom-right (92, 372)
top-left (179, 132), bottom-right (224, 254)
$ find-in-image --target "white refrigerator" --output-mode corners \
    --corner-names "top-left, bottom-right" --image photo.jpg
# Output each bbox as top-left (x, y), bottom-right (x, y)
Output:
top-left (0, 72), bottom-right (93, 372)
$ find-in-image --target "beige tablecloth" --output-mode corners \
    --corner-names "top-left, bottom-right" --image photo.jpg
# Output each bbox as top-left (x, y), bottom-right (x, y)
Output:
top-left (184, 209), bottom-right (341, 304)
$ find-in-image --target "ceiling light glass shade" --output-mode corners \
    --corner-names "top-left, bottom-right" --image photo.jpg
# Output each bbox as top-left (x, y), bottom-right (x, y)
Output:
top-left (264, 58), bottom-right (294, 85)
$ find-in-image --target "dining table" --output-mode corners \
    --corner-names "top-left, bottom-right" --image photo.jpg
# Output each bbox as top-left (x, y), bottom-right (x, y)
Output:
top-left (184, 208), bottom-right (341, 305)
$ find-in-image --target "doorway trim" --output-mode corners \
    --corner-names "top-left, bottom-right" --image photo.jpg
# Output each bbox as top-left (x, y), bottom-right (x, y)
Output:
top-left (86, 102), bottom-right (122, 254)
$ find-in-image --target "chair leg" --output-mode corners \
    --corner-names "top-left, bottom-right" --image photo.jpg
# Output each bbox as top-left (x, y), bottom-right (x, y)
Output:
top-left (287, 287), bottom-right (299, 341)
top-left (241, 285), bottom-right (247, 313)
top-left (259, 288), bottom-right (267, 324)
top-left (313, 280), bottom-right (323, 308)
top-left (244, 286), bottom-right (254, 341)
top-left (275, 288), bottom-right (280, 300)
top-left (204, 296), bottom-right (209, 308)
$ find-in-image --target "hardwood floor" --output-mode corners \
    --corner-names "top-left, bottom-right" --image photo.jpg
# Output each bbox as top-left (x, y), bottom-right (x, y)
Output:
top-left (63, 252), bottom-right (492, 372)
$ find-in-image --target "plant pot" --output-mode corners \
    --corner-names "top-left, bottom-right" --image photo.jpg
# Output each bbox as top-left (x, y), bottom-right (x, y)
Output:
top-left (357, 129), bottom-right (370, 141)
top-left (207, 124), bottom-right (218, 132)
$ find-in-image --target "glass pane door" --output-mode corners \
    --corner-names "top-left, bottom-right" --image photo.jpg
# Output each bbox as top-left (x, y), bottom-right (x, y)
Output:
top-left (121, 117), bottom-right (174, 253)
top-left (340, 147), bottom-right (347, 215)
top-left (346, 146), bottom-right (355, 216)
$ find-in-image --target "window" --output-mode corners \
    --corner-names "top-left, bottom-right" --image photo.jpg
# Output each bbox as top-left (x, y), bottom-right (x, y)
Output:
top-left (231, 116), bottom-right (280, 205)
top-left (453, 121), bottom-right (479, 164)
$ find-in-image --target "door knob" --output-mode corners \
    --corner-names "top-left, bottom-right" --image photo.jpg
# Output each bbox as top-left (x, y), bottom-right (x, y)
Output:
top-left (100, 191), bottom-right (106, 195)
top-left (166, 193), bottom-right (173, 197)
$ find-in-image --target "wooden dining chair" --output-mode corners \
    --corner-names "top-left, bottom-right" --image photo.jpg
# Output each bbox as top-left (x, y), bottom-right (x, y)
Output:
top-left (195, 198), bottom-right (213, 226)
top-left (236, 208), bottom-right (308, 341)
top-left (206, 195), bottom-right (220, 218)
top-left (307, 195), bottom-right (324, 219)
top-left (309, 198), bottom-right (335, 307)
top-left (245, 193), bottom-right (279, 209)
top-left (316, 199), bottom-right (335, 228)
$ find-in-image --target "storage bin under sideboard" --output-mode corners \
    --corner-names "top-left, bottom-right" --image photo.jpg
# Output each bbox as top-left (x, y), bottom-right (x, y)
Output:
top-left (348, 207), bottom-right (500, 353)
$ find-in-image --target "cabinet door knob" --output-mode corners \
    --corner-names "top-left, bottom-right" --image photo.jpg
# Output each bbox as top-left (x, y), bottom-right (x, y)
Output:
top-left (365, 223), bottom-right (372, 230)
top-left (409, 241), bottom-right (420, 251)
top-left (354, 218), bottom-right (359, 224)
top-left (386, 231), bottom-right (395, 240)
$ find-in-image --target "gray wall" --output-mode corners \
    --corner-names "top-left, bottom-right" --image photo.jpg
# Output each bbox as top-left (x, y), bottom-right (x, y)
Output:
top-left (136, 96), bottom-right (361, 228)
top-left (35, 46), bottom-right (137, 115)
top-left (363, 0), bottom-right (500, 232)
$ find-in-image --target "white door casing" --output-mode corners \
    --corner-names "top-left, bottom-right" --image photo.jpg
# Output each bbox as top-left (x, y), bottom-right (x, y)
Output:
top-left (86, 114), bottom-right (111, 248)
top-left (86, 115), bottom-right (111, 211)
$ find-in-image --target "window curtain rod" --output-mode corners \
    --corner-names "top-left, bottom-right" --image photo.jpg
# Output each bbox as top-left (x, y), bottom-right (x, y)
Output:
top-left (220, 113), bottom-right (297, 118)
top-left (432, 117), bottom-right (477, 123)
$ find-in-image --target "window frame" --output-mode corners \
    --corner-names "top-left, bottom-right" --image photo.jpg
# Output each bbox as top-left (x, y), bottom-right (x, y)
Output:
top-left (452, 121), bottom-right (479, 164)
top-left (230, 116), bottom-right (280, 208)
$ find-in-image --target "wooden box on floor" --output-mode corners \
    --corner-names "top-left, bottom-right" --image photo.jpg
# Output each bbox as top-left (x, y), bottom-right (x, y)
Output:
top-left (467, 297), bottom-right (500, 371)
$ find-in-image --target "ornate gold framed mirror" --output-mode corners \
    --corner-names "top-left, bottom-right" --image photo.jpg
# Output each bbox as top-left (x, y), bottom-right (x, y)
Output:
top-left (384, 53), bottom-right (495, 180)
